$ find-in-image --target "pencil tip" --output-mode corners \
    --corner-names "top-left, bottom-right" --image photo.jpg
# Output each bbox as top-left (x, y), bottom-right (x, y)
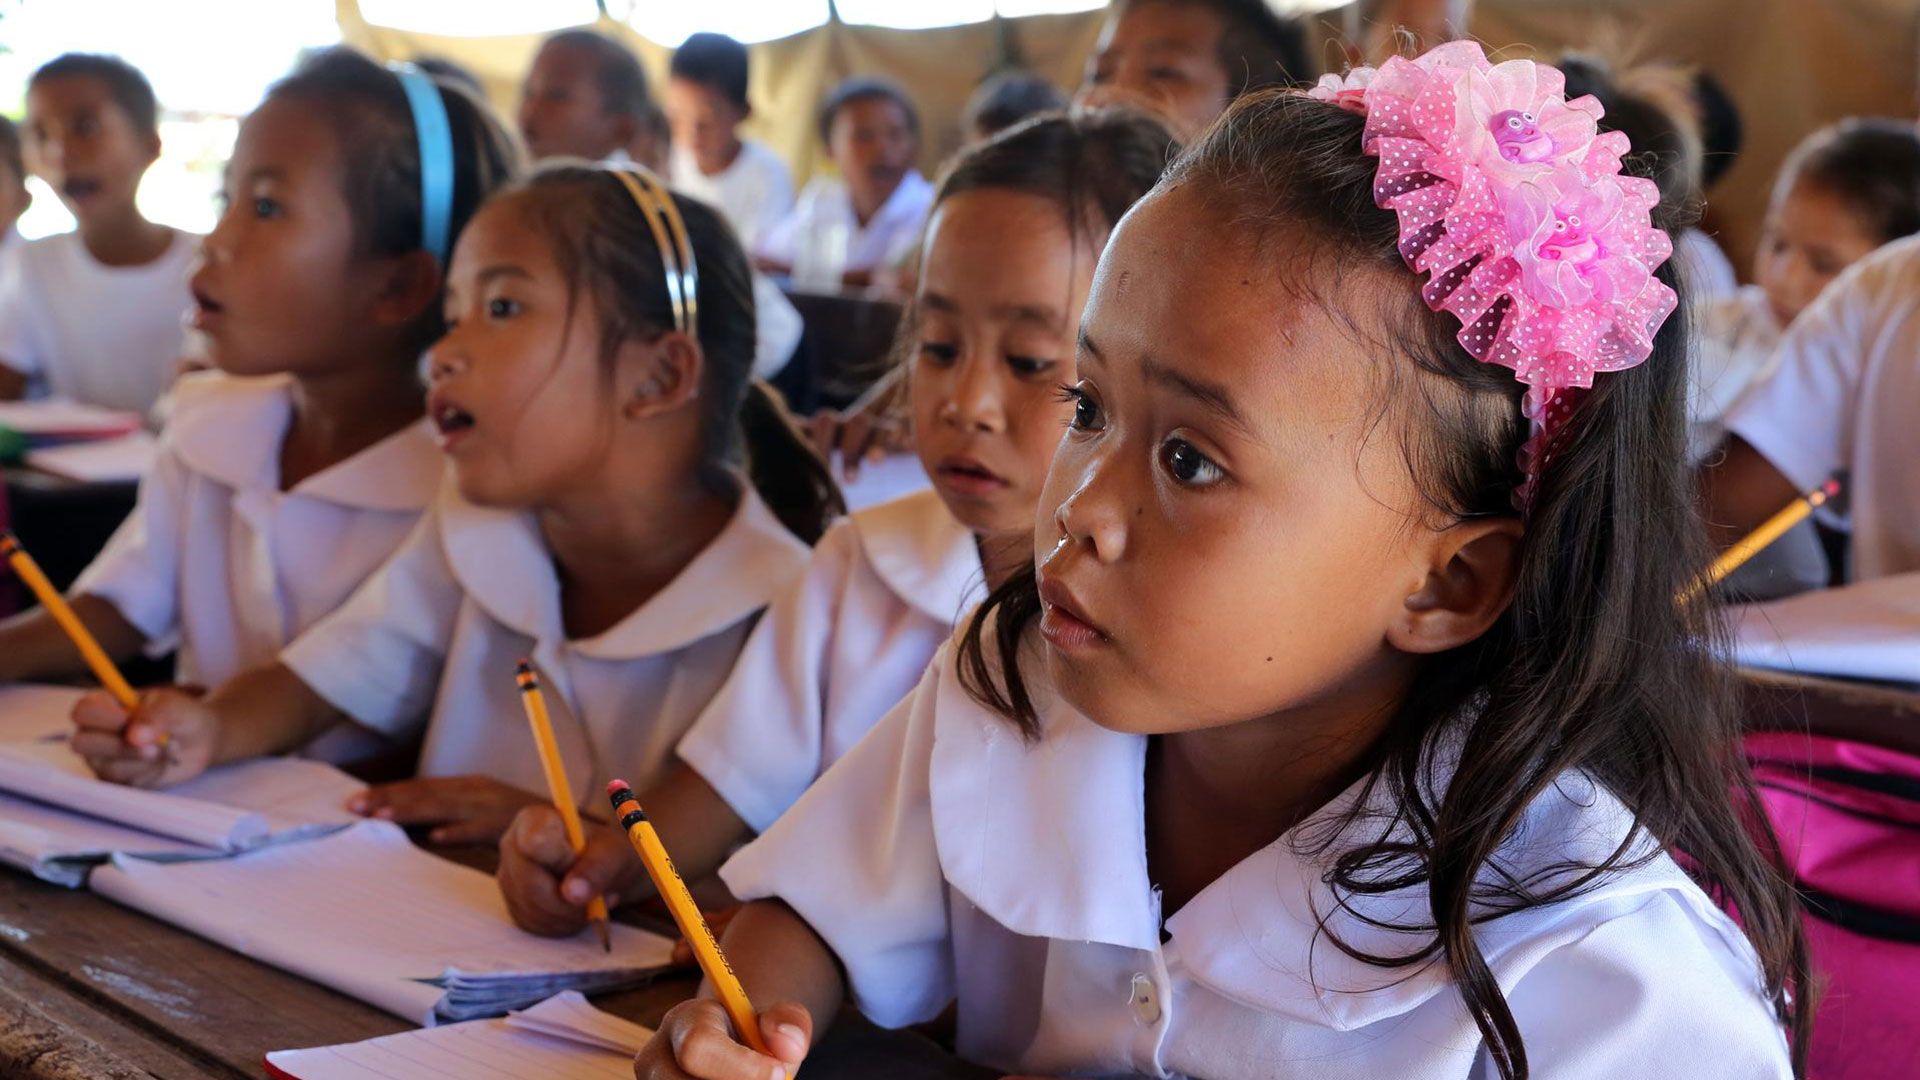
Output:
top-left (596, 920), bottom-right (612, 952)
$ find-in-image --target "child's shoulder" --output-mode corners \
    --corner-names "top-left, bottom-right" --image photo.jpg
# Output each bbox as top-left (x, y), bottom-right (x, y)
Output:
top-left (840, 488), bottom-right (983, 622)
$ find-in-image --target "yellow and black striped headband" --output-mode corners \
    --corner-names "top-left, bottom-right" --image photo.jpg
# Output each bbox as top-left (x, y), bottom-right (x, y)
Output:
top-left (605, 165), bottom-right (698, 337)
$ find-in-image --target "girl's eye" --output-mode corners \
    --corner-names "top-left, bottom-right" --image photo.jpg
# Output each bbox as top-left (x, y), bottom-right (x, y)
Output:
top-left (487, 297), bottom-right (521, 318)
top-left (252, 197), bottom-right (281, 219)
top-left (1160, 438), bottom-right (1224, 486)
top-left (1007, 354), bottom-right (1056, 377)
top-left (918, 341), bottom-right (959, 366)
top-left (1059, 383), bottom-right (1103, 431)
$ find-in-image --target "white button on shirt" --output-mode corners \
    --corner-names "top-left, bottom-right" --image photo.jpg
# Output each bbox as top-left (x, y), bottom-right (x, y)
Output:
top-left (1728, 234), bottom-right (1920, 582)
top-left (282, 483), bottom-right (811, 805)
top-left (677, 488), bottom-right (983, 832)
top-left (74, 372), bottom-right (442, 689)
top-left (722, 636), bottom-right (1792, 1079)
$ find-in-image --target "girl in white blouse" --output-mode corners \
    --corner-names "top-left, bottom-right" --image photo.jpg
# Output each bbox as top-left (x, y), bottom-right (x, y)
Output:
top-left (1, 50), bottom-right (517, 708)
top-left (637, 70), bottom-right (1806, 1080)
top-left (71, 164), bottom-right (842, 847)
top-left (495, 109), bottom-right (1179, 935)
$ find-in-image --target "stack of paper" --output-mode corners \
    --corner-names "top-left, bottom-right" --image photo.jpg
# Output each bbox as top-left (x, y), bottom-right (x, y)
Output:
top-left (0, 399), bottom-right (142, 439)
top-left (0, 740), bottom-right (362, 887)
top-left (1729, 572), bottom-right (1920, 685)
top-left (92, 820), bottom-right (675, 1024)
top-left (25, 430), bottom-right (158, 482)
top-left (265, 991), bottom-right (652, 1079)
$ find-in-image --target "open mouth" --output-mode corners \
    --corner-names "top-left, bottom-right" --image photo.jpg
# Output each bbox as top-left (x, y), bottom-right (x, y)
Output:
top-left (429, 397), bottom-right (476, 447)
top-left (934, 457), bottom-right (1007, 496)
top-left (61, 178), bottom-right (103, 201)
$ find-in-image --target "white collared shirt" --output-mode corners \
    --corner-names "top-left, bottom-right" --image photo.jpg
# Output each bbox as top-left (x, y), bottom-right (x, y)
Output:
top-left (0, 229), bottom-right (197, 415)
top-left (1728, 234), bottom-right (1920, 581)
top-left (757, 171), bottom-right (934, 275)
top-left (74, 372), bottom-right (441, 689)
top-left (678, 489), bottom-right (983, 832)
top-left (723, 638), bottom-right (1792, 1079)
top-left (281, 484), bottom-right (811, 805)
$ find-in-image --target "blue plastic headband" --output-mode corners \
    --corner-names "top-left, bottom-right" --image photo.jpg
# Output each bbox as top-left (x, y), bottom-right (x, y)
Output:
top-left (394, 66), bottom-right (454, 263)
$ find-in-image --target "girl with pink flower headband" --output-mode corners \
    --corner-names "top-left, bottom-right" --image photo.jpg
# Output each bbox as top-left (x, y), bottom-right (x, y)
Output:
top-left (636, 42), bottom-right (1806, 1080)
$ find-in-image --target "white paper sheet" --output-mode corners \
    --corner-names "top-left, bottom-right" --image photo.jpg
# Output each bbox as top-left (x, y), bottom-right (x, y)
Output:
top-left (264, 992), bottom-right (651, 1080)
top-left (26, 431), bottom-right (158, 481)
top-left (0, 684), bottom-right (86, 742)
top-left (1729, 571), bottom-right (1920, 685)
top-left (0, 399), bottom-right (141, 437)
top-left (93, 820), bottom-right (674, 1025)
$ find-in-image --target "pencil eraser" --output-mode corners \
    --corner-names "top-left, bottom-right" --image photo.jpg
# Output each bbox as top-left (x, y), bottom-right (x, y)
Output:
top-left (606, 779), bottom-right (631, 796)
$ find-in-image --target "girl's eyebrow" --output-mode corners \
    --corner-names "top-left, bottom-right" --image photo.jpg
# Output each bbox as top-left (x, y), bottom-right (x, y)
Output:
top-left (1142, 356), bottom-right (1259, 442)
top-left (475, 265), bottom-right (533, 285)
top-left (924, 290), bottom-right (1064, 328)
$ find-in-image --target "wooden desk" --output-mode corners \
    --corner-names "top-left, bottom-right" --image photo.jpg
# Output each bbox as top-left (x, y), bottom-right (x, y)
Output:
top-left (0, 842), bottom-right (996, 1079)
top-left (1739, 666), bottom-right (1920, 758)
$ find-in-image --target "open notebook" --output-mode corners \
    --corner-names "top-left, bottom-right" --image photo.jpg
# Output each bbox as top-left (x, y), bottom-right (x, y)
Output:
top-left (92, 820), bottom-right (675, 1024)
top-left (25, 430), bottom-right (159, 482)
top-left (266, 991), bottom-right (651, 1079)
top-left (0, 738), bottom-right (363, 887)
top-left (1730, 572), bottom-right (1920, 686)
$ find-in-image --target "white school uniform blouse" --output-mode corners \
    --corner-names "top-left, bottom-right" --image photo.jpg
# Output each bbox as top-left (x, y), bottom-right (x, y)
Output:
top-left (74, 372), bottom-right (441, 689)
top-left (670, 139), bottom-right (795, 252)
top-left (281, 484), bottom-right (811, 806)
top-left (677, 489), bottom-right (983, 832)
top-left (723, 640), bottom-right (1792, 1079)
top-left (1728, 234), bottom-right (1920, 582)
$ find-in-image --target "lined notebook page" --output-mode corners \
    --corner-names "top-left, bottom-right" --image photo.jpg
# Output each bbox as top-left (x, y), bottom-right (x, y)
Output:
top-left (0, 684), bottom-right (86, 742)
top-left (1731, 571), bottom-right (1920, 684)
top-left (0, 742), bottom-right (267, 850)
top-left (265, 992), bottom-right (650, 1080)
top-left (93, 821), bottom-right (675, 1025)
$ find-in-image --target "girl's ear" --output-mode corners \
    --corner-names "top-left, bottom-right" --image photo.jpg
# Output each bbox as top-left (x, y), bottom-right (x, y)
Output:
top-left (369, 249), bottom-right (445, 329)
top-left (1388, 517), bottom-right (1524, 655)
top-left (619, 330), bottom-right (704, 421)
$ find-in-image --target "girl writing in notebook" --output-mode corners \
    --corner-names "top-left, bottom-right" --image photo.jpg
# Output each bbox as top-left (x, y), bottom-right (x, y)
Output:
top-left (496, 108), bottom-right (1177, 935)
top-left (72, 164), bottom-right (841, 846)
top-left (1, 49), bottom-right (517, 722)
top-left (638, 45), bottom-right (1807, 1080)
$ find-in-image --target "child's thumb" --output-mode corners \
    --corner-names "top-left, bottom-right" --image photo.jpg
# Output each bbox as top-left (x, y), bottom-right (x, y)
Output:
top-left (757, 1002), bottom-right (812, 1065)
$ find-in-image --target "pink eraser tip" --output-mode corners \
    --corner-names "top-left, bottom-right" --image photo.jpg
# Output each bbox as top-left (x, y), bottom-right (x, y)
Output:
top-left (606, 780), bottom-right (630, 795)
top-left (1822, 479), bottom-right (1841, 496)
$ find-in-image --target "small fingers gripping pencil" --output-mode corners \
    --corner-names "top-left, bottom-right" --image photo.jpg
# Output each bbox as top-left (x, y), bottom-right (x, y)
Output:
top-left (514, 661), bottom-right (611, 952)
top-left (607, 780), bottom-right (779, 1065)
top-left (2, 532), bottom-right (169, 758)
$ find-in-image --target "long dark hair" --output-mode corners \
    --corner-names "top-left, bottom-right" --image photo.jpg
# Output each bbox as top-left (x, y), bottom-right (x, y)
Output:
top-left (505, 163), bottom-right (842, 543)
top-left (267, 47), bottom-right (524, 353)
top-left (957, 89), bottom-right (1808, 1077)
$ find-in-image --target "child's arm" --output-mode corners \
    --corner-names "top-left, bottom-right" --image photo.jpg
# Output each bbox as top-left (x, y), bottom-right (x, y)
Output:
top-left (68, 661), bottom-right (347, 787)
top-left (634, 899), bottom-right (844, 1080)
top-left (1697, 435), bottom-right (1803, 552)
top-left (498, 763), bottom-right (749, 936)
top-left (0, 594), bottom-right (147, 683)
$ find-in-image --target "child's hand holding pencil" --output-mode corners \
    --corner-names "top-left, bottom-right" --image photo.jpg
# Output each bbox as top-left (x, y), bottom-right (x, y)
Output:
top-left (69, 687), bottom-right (216, 787)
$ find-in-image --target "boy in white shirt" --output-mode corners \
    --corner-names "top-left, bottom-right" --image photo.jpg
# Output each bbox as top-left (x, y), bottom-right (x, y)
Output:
top-left (666, 32), bottom-right (793, 252)
top-left (0, 117), bottom-right (30, 249)
top-left (0, 54), bottom-right (194, 415)
top-left (757, 77), bottom-right (933, 290)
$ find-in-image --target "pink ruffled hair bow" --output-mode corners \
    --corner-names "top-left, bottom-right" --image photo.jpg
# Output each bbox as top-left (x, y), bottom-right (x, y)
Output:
top-left (1309, 42), bottom-right (1678, 506)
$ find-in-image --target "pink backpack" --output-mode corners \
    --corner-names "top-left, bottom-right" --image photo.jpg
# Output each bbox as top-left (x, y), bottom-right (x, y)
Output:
top-left (1746, 731), bottom-right (1920, 1079)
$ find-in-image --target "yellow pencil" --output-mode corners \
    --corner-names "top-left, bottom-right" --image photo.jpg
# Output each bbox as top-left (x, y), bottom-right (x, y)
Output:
top-left (514, 660), bottom-right (611, 953)
top-left (2, 531), bottom-right (139, 709)
top-left (1684, 477), bottom-right (1842, 603)
top-left (607, 779), bottom-right (777, 1065)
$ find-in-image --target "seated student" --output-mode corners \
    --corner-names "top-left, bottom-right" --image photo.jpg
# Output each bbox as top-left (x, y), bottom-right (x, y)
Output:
top-left (1077, 0), bottom-right (1310, 142)
top-left (495, 108), bottom-right (1178, 935)
top-left (1703, 211), bottom-right (1920, 584)
top-left (628, 98), bottom-right (672, 177)
top-left (666, 32), bottom-right (793, 253)
top-left (0, 54), bottom-right (196, 414)
top-left (1561, 55), bottom-right (1738, 304)
top-left (0, 50), bottom-right (519, 712)
top-left (516, 29), bottom-right (651, 163)
top-left (0, 117), bottom-right (30, 248)
top-left (960, 69), bottom-right (1066, 145)
top-left (636, 49), bottom-right (1804, 1080)
top-left (757, 77), bottom-right (932, 290)
top-left (73, 165), bottom-right (843, 849)
top-left (1695, 119), bottom-right (1920, 458)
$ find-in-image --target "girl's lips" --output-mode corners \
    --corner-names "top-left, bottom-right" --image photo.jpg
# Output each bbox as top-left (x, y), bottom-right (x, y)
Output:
top-left (427, 395), bottom-right (476, 450)
top-left (934, 456), bottom-right (1009, 498)
top-left (189, 288), bottom-right (223, 331)
top-left (1037, 574), bottom-right (1109, 653)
